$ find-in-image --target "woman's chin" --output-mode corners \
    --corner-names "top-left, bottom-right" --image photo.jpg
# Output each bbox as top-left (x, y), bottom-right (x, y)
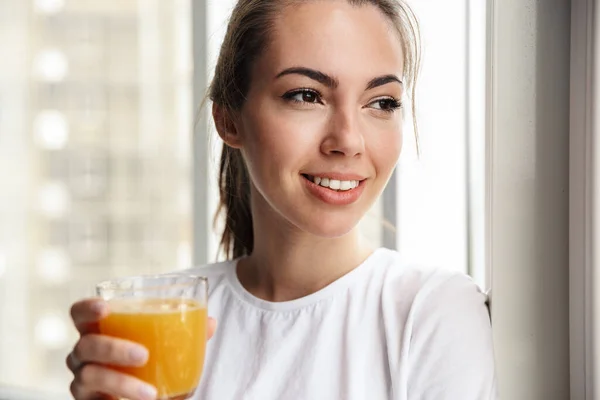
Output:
top-left (297, 215), bottom-right (362, 239)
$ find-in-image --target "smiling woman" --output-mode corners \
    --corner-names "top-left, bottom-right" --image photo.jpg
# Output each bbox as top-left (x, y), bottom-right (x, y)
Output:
top-left (65, 1), bottom-right (497, 400)
top-left (211, 0), bottom-right (411, 259)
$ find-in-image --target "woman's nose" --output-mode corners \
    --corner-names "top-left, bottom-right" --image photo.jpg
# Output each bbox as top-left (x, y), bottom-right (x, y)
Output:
top-left (319, 108), bottom-right (365, 157)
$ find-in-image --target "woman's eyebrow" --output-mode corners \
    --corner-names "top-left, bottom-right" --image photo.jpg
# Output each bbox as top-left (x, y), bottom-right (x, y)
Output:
top-left (365, 75), bottom-right (403, 90)
top-left (275, 67), bottom-right (339, 88)
top-left (275, 67), bottom-right (402, 91)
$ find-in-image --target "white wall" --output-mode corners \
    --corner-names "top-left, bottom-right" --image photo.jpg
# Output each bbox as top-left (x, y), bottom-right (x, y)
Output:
top-left (489, 0), bottom-right (571, 398)
top-left (570, 0), bottom-right (600, 398)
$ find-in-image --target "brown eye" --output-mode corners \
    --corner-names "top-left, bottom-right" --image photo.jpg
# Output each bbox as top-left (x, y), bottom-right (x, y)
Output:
top-left (367, 97), bottom-right (402, 113)
top-left (282, 89), bottom-right (323, 104)
top-left (301, 91), bottom-right (317, 103)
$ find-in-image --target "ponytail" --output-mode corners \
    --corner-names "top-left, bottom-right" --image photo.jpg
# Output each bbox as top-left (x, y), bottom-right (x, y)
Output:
top-left (216, 145), bottom-right (253, 259)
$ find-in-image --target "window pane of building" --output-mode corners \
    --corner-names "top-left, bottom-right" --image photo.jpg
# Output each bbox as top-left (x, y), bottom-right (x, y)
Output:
top-left (0, 0), bottom-right (193, 394)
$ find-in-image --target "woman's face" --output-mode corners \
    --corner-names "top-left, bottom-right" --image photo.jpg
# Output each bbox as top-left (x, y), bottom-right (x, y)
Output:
top-left (231, 1), bottom-right (405, 238)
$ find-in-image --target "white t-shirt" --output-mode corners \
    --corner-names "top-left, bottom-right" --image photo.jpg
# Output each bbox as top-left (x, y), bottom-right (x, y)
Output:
top-left (188, 248), bottom-right (497, 400)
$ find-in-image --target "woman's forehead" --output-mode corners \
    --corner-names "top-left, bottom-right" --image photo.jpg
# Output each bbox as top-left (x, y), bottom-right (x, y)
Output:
top-left (256, 1), bottom-right (405, 82)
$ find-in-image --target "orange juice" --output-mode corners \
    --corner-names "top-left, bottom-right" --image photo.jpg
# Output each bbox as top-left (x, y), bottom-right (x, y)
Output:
top-left (99, 298), bottom-right (207, 400)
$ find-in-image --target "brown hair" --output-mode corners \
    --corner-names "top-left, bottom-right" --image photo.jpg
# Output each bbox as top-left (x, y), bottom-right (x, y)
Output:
top-left (209, 0), bottom-right (421, 259)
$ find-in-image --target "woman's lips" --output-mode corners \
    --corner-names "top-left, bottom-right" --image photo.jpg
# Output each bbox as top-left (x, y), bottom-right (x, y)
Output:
top-left (301, 174), bottom-right (366, 206)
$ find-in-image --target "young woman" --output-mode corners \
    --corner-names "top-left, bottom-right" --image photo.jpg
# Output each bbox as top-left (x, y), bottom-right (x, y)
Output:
top-left (66, 0), bottom-right (497, 399)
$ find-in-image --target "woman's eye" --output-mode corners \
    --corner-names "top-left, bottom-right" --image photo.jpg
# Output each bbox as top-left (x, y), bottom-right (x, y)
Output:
top-left (369, 98), bottom-right (402, 112)
top-left (283, 89), bottom-right (322, 104)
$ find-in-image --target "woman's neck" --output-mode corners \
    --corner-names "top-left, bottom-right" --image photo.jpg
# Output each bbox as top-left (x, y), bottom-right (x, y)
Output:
top-left (237, 195), bottom-right (374, 302)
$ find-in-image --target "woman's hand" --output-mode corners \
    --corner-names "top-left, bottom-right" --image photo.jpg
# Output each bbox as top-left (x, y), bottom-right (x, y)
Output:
top-left (66, 298), bottom-right (216, 400)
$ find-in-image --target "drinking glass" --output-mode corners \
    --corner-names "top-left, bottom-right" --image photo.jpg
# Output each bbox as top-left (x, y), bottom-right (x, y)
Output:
top-left (96, 274), bottom-right (208, 400)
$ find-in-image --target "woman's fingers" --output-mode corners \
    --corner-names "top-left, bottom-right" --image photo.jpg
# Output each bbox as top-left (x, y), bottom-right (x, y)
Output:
top-left (69, 334), bottom-right (149, 372)
top-left (67, 334), bottom-right (153, 400)
top-left (70, 299), bottom-right (108, 335)
top-left (70, 364), bottom-right (157, 400)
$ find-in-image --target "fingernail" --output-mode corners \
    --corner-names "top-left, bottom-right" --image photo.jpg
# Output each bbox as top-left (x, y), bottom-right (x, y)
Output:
top-left (139, 384), bottom-right (157, 400)
top-left (129, 346), bottom-right (149, 364)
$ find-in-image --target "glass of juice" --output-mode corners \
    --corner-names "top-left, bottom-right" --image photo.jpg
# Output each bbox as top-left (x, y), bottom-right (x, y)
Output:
top-left (96, 274), bottom-right (208, 400)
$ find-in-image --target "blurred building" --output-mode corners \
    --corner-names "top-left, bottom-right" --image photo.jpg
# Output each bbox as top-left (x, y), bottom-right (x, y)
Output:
top-left (0, 0), bottom-right (193, 393)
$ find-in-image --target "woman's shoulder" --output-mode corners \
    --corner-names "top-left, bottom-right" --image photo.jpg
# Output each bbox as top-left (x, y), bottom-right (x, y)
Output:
top-left (375, 247), bottom-right (481, 284)
top-left (374, 250), bottom-right (496, 397)
top-left (374, 248), bottom-right (490, 317)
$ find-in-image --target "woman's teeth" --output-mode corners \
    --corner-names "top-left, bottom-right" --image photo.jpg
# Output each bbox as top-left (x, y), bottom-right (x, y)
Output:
top-left (310, 176), bottom-right (359, 191)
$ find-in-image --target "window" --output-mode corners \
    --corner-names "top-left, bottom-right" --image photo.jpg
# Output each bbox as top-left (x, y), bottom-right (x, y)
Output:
top-left (395, 0), bottom-right (487, 286)
top-left (0, 0), bottom-right (193, 395)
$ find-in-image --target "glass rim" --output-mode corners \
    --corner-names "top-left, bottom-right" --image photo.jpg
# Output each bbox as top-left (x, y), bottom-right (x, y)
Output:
top-left (96, 273), bottom-right (208, 293)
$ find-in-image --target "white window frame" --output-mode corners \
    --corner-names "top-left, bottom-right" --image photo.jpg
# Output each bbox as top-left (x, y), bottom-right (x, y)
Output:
top-left (192, 0), bottom-right (210, 266)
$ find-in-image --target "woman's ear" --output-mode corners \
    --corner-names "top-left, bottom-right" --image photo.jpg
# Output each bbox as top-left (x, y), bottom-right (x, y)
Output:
top-left (213, 102), bottom-right (242, 149)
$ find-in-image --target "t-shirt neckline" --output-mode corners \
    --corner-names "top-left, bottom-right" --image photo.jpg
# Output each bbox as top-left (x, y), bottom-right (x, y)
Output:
top-left (225, 248), bottom-right (386, 312)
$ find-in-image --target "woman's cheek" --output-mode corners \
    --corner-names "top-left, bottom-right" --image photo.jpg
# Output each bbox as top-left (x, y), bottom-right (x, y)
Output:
top-left (254, 116), bottom-right (324, 162)
top-left (369, 128), bottom-right (402, 170)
